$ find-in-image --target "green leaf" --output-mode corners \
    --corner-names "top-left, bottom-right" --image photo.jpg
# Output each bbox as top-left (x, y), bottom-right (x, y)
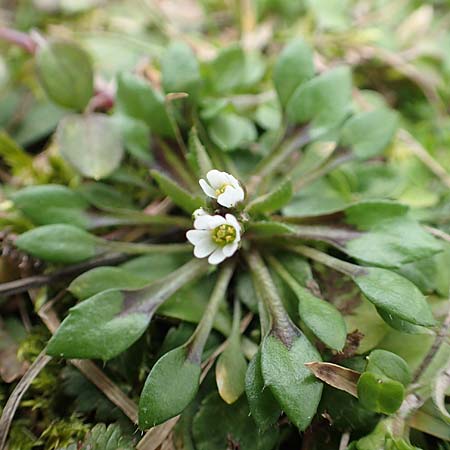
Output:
top-left (286, 66), bottom-right (352, 137)
top-left (36, 39), bottom-right (93, 111)
top-left (247, 180), bottom-right (293, 215)
top-left (247, 221), bottom-right (294, 236)
top-left (208, 113), bottom-right (257, 151)
top-left (48, 289), bottom-right (150, 360)
top-left (215, 302), bottom-right (247, 404)
top-left (46, 258), bottom-right (208, 360)
top-left (77, 182), bottom-right (136, 211)
top-left (188, 128), bottom-right (213, 177)
top-left (112, 115), bottom-right (153, 165)
top-left (192, 392), bottom-right (279, 450)
top-left (139, 263), bottom-right (234, 428)
top-left (340, 108), bottom-right (398, 159)
top-left (68, 267), bottom-right (148, 300)
top-left (261, 332), bottom-right (323, 430)
top-left (269, 255), bottom-right (347, 350)
top-left (151, 169), bottom-right (203, 214)
top-left (139, 345), bottom-right (201, 429)
top-left (207, 46), bottom-right (248, 94)
top-left (15, 224), bottom-right (98, 263)
top-left (305, 0), bottom-right (350, 31)
top-left (162, 42), bottom-right (201, 97)
top-left (56, 113), bottom-right (124, 180)
top-left (116, 72), bottom-right (173, 137)
top-left (357, 372), bottom-right (405, 414)
top-left (365, 349), bottom-right (412, 387)
top-left (296, 287), bottom-right (347, 350)
top-left (245, 351), bottom-right (281, 430)
top-left (352, 267), bottom-right (435, 327)
top-left (293, 200), bottom-right (442, 268)
top-left (83, 423), bottom-right (134, 450)
top-left (11, 184), bottom-right (90, 228)
top-left (273, 39), bottom-right (314, 107)
top-left (343, 221), bottom-right (442, 268)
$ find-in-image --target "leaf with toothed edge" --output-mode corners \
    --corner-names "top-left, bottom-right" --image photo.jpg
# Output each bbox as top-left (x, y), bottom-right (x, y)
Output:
top-left (260, 328), bottom-right (323, 431)
top-left (46, 259), bottom-right (208, 360)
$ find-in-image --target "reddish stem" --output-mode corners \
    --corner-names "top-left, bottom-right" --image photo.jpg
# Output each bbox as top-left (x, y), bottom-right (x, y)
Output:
top-left (0, 27), bottom-right (38, 54)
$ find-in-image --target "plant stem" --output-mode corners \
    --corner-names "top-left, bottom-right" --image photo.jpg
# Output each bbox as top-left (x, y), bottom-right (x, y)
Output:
top-left (187, 261), bottom-right (236, 362)
top-left (158, 140), bottom-right (197, 191)
top-left (0, 27), bottom-right (37, 54)
top-left (248, 126), bottom-right (311, 194)
top-left (88, 211), bottom-right (192, 229)
top-left (293, 245), bottom-right (362, 277)
top-left (97, 240), bottom-right (191, 255)
top-left (245, 250), bottom-right (300, 347)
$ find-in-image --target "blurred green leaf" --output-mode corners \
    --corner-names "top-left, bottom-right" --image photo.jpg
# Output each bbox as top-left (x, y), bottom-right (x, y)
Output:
top-left (116, 72), bottom-right (173, 137)
top-left (36, 40), bottom-right (94, 111)
top-left (208, 113), bottom-right (257, 151)
top-left (287, 66), bottom-right (352, 137)
top-left (340, 109), bottom-right (398, 159)
top-left (56, 113), bottom-right (124, 179)
top-left (273, 38), bottom-right (314, 107)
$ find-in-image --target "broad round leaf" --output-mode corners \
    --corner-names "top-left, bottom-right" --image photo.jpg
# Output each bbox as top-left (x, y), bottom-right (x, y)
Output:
top-left (286, 66), bottom-right (352, 137)
top-left (357, 372), bottom-right (404, 414)
top-left (260, 333), bottom-right (323, 430)
top-left (340, 108), bottom-right (398, 159)
top-left (365, 349), bottom-right (412, 387)
top-left (46, 289), bottom-right (150, 360)
top-left (139, 345), bottom-right (201, 429)
top-left (273, 38), bottom-right (314, 107)
top-left (36, 40), bottom-right (94, 111)
top-left (57, 113), bottom-right (124, 179)
top-left (352, 267), bottom-right (435, 327)
top-left (298, 291), bottom-right (347, 351)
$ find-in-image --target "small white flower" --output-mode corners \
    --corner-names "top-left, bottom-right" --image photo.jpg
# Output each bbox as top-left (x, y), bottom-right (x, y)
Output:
top-left (186, 213), bottom-right (241, 265)
top-left (199, 170), bottom-right (244, 208)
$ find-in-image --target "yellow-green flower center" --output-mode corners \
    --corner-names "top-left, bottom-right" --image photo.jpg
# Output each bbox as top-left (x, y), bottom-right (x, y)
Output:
top-left (211, 224), bottom-right (236, 246)
top-left (215, 184), bottom-right (229, 196)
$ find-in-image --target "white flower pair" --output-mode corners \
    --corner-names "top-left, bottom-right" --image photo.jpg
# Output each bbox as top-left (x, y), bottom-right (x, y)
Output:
top-left (186, 170), bottom-right (244, 265)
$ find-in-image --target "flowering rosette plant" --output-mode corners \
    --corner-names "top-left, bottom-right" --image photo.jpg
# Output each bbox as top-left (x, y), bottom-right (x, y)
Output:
top-left (2, 33), bottom-right (449, 450)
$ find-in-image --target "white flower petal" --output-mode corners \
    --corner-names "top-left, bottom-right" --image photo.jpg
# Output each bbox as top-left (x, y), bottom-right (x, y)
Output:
top-left (224, 214), bottom-right (241, 240)
top-left (186, 229), bottom-right (210, 245)
top-left (194, 238), bottom-right (216, 258)
top-left (206, 170), bottom-right (229, 189)
top-left (222, 241), bottom-right (238, 257)
top-left (199, 179), bottom-right (216, 198)
top-left (194, 214), bottom-right (226, 230)
top-left (193, 207), bottom-right (207, 218)
top-left (218, 186), bottom-right (241, 208)
top-left (208, 247), bottom-right (227, 265)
